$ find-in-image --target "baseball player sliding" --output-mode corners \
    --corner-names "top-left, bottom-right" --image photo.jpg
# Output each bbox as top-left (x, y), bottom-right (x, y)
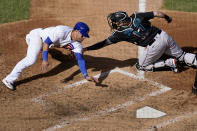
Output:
top-left (2, 22), bottom-right (98, 90)
top-left (84, 11), bottom-right (197, 72)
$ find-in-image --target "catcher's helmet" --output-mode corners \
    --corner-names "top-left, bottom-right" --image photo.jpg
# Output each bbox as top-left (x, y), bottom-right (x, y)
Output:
top-left (74, 22), bottom-right (89, 38)
top-left (107, 11), bottom-right (131, 30)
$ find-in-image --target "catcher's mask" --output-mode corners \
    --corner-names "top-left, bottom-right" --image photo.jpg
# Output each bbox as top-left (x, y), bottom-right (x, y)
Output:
top-left (107, 11), bottom-right (131, 30)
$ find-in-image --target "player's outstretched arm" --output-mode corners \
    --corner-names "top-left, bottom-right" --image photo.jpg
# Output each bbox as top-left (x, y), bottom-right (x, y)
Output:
top-left (153, 11), bottom-right (172, 23)
top-left (74, 52), bottom-right (99, 83)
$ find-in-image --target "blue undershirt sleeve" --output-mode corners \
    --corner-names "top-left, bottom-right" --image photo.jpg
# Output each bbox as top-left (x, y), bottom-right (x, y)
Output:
top-left (44, 37), bottom-right (53, 45)
top-left (74, 53), bottom-right (88, 78)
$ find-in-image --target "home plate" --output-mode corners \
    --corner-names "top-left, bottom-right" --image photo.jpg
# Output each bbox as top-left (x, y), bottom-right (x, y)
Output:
top-left (136, 106), bottom-right (167, 118)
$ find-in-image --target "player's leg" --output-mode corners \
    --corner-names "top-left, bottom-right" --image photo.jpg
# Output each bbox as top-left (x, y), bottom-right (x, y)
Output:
top-left (164, 31), bottom-right (197, 68)
top-left (2, 29), bottom-right (42, 89)
top-left (178, 52), bottom-right (197, 68)
top-left (137, 32), bottom-right (178, 72)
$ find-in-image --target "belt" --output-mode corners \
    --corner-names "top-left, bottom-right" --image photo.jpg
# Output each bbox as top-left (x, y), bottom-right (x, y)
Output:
top-left (148, 30), bottom-right (162, 46)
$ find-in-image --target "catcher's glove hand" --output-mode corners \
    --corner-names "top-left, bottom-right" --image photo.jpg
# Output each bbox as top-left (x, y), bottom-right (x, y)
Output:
top-left (164, 15), bottom-right (172, 23)
top-left (192, 86), bottom-right (197, 95)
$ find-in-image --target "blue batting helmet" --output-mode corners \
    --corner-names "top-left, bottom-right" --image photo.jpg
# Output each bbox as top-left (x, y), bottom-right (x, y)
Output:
top-left (74, 22), bottom-right (89, 38)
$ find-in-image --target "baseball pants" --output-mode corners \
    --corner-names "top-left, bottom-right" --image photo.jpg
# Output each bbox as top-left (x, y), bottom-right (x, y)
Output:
top-left (139, 31), bottom-right (183, 69)
top-left (5, 28), bottom-right (43, 83)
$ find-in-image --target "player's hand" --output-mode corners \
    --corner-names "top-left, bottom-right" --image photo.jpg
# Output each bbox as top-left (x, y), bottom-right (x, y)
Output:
top-left (86, 76), bottom-right (99, 83)
top-left (164, 15), bottom-right (172, 23)
top-left (41, 61), bottom-right (49, 72)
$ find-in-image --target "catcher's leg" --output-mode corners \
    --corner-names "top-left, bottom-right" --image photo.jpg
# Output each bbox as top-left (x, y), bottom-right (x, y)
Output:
top-left (136, 58), bottom-right (178, 72)
top-left (178, 52), bottom-right (197, 68)
top-left (137, 31), bottom-right (179, 72)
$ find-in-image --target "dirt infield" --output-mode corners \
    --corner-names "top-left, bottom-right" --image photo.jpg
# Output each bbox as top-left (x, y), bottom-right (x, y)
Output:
top-left (0, 0), bottom-right (197, 131)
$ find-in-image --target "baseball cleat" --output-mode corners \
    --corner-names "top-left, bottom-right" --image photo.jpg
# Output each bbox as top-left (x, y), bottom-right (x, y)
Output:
top-left (192, 86), bottom-right (197, 95)
top-left (2, 78), bottom-right (15, 91)
top-left (170, 59), bottom-right (178, 73)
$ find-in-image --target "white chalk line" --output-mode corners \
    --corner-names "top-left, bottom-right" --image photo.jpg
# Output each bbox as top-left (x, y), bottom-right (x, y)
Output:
top-left (40, 68), bottom-right (171, 131)
top-left (33, 68), bottom-right (170, 103)
top-left (137, 0), bottom-right (146, 78)
top-left (43, 88), bottom-right (169, 131)
top-left (32, 69), bottom-right (116, 104)
top-left (115, 68), bottom-right (171, 92)
top-left (146, 110), bottom-right (197, 131)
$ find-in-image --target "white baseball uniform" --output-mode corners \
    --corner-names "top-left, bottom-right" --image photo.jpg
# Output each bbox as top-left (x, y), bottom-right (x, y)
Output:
top-left (5, 25), bottom-right (83, 83)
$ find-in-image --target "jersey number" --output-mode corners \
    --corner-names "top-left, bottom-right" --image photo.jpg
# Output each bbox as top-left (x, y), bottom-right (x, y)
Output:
top-left (132, 18), bottom-right (147, 40)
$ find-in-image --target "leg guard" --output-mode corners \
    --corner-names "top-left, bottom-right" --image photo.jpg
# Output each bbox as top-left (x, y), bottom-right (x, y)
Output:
top-left (135, 62), bottom-right (154, 72)
top-left (136, 59), bottom-right (178, 72)
top-left (136, 60), bottom-right (165, 72)
top-left (178, 52), bottom-right (197, 67)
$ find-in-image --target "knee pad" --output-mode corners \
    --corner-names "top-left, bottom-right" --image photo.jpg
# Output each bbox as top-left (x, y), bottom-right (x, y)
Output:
top-left (178, 52), bottom-right (197, 67)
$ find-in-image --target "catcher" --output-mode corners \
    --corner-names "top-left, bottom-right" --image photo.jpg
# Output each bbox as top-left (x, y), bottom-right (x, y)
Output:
top-left (83, 11), bottom-right (197, 72)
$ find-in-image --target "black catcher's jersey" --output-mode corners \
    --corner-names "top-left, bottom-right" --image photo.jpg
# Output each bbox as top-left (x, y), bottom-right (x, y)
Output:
top-left (108, 11), bottom-right (161, 47)
top-left (86, 11), bottom-right (162, 51)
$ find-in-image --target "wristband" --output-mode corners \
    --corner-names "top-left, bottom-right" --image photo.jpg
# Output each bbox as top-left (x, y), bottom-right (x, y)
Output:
top-left (44, 37), bottom-right (53, 46)
top-left (42, 51), bottom-right (48, 61)
top-left (164, 15), bottom-right (170, 20)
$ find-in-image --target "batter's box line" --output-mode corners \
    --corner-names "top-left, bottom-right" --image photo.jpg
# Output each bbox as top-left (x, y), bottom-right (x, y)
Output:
top-left (42, 68), bottom-right (172, 131)
top-left (32, 68), bottom-right (171, 104)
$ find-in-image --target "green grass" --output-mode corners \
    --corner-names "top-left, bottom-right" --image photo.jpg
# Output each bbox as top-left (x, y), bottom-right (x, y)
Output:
top-left (0, 0), bottom-right (30, 24)
top-left (163, 0), bottom-right (197, 12)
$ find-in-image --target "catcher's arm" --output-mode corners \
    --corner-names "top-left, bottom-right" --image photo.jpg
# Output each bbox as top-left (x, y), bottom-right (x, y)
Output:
top-left (83, 39), bottom-right (113, 52)
top-left (153, 11), bottom-right (172, 23)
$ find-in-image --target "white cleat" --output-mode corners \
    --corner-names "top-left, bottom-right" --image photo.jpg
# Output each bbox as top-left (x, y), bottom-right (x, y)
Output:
top-left (2, 78), bottom-right (15, 90)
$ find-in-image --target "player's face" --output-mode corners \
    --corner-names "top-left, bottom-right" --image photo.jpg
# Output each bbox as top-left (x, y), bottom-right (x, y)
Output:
top-left (75, 30), bottom-right (86, 42)
top-left (116, 22), bottom-right (130, 28)
top-left (71, 30), bottom-right (85, 42)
